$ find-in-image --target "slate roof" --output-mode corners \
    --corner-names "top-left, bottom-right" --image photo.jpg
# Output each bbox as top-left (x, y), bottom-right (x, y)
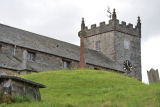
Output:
top-left (0, 24), bottom-right (123, 72)
top-left (0, 54), bottom-right (22, 71)
top-left (0, 75), bottom-right (46, 88)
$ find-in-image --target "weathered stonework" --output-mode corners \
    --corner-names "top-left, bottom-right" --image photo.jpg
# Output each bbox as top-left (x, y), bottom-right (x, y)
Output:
top-left (83, 9), bottom-right (141, 80)
top-left (0, 75), bottom-right (45, 101)
top-left (84, 32), bottom-right (115, 60)
top-left (147, 69), bottom-right (160, 84)
top-left (0, 41), bottom-right (120, 75)
top-left (114, 31), bottom-right (141, 79)
top-left (0, 9), bottom-right (141, 80)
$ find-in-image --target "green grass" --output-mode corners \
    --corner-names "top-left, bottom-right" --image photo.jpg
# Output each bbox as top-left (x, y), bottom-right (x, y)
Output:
top-left (2, 70), bottom-right (160, 107)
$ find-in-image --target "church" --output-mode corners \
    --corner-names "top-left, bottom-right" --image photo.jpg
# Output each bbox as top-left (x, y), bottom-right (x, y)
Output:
top-left (0, 9), bottom-right (142, 80)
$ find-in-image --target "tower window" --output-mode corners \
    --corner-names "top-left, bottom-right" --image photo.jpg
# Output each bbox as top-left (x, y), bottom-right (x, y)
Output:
top-left (27, 51), bottom-right (36, 61)
top-left (62, 59), bottom-right (71, 69)
top-left (124, 40), bottom-right (130, 49)
top-left (96, 41), bottom-right (101, 51)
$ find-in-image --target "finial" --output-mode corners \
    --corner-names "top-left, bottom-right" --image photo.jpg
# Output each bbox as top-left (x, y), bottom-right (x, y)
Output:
top-left (112, 8), bottom-right (117, 20)
top-left (113, 8), bottom-right (115, 12)
top-left (137, 16), bottom-right (141, 23)
top-left (81, 17), bottom-right (85, 30)
top-left (82, 17), bottom-right (84, 23)
top-left (137, 16), bottom-right (141, 37)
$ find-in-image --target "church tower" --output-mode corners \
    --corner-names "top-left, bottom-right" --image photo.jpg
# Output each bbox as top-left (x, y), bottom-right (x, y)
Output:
top-left (81, 9), bottom-right (142, 80)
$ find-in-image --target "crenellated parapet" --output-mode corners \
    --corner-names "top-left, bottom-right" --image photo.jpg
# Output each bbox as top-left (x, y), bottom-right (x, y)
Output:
top-left (83, 9), bottom-right (141, 38)
top-left (78, 9), bottom-right (142, 81)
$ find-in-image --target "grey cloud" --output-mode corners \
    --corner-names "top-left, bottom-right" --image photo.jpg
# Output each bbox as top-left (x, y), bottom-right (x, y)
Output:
top-left (0, 0), bottom-right (160, 45)
top-left (118, 0), bottom-right (160, 40)
top-left (0, 0), bottom-right (82, 45)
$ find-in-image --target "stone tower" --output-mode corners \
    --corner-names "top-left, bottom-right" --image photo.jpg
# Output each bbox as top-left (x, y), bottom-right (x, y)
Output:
top-left (82, 9), bottom-right (142, 80)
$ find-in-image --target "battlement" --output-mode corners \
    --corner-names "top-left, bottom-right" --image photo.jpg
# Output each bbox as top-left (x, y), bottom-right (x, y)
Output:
top-left (84, 19), bottom-right (141, 37)
top-left (78, 9), bottom-right (142, 80)
top-left (83, 9), bottom-right (141, 38)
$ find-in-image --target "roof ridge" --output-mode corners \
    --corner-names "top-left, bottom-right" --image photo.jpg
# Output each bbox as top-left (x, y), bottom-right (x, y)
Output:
top-left (0, 75), bottom-right (46, 88)
top-left (0, 23), bottom-right (79, 48)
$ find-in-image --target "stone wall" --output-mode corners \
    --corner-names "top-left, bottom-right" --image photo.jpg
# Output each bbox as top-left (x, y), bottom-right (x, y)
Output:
top-left (84, 19), bottom-right (140, 38)
top-left (0, 41), bottom-right (117, 75)
top-left (0, 68), bottom-right (18, 75)
top-left (11, 80), bottom-right (41, 101)
top-left (26, 51), bottom-right (63, 71)
top-left (114, 31), bottom-right (141, 80)
top-left (1, 42), bottom-right (14, 55)
top-left (0, 42), bottom-right (22, 69)
top-left (0, 79), bottom-right (41, 101)
top-left (83, 18), bottom-right (141, 80)
top-left (84, 31), bottom-right (115, 60)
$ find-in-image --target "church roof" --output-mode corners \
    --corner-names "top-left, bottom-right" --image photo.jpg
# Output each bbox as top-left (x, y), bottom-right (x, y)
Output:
top-left (0, 54), bottom-right (22, 71)
top-left (0, 24), bottom-right (123, 72)
top-left (0, 75), bottom-right (46, 88)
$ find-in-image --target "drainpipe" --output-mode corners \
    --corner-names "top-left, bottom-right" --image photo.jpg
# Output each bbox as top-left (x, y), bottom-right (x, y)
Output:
top-left (13, 45), bottom-right (16, 56)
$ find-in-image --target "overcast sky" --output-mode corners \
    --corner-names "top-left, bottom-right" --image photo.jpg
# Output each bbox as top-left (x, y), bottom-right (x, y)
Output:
top-left (0, 0), bottom-right (159, 83)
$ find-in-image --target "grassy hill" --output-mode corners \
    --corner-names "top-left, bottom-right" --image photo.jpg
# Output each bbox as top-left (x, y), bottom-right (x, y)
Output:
top-left (2, 70), bottom-right (160, 107)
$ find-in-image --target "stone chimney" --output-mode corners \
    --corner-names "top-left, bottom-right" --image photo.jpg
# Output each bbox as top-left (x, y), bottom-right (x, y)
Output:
top-left (78, 18), bottom-right (86, 69)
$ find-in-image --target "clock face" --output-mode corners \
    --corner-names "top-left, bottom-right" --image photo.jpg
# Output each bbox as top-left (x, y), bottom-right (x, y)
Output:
top-left (123, 60), bottom-right (133, 72)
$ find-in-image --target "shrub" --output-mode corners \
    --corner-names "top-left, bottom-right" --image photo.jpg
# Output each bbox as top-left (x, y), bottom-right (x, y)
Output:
top-left (13, 95), bottom-right (31, 103)
top-left (0, 92), bottom-right (31, 104)
top-left (0, 94), bottom-right (14, 104)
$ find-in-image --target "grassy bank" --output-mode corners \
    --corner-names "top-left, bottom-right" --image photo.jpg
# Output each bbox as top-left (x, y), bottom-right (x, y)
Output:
top-left (2, 70), bottom-right (160, 107)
